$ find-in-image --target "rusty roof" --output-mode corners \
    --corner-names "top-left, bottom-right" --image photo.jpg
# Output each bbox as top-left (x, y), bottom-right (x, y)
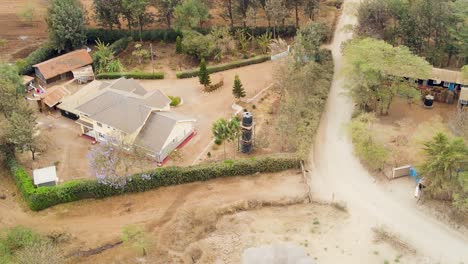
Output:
top-left (33, 49), bottom-right (93, 80)
top-left (43, 86), bottom-right (71, 107)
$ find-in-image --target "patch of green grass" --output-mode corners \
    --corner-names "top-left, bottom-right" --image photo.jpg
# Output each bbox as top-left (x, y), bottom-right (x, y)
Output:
top-left (313, 220), bottom-right (320, 225)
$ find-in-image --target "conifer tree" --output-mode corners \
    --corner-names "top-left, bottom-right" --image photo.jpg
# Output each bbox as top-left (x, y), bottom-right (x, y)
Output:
top-left (232, 74), bottom-right (246, 99)
top-left (198, 58), bottom-right (211, 87)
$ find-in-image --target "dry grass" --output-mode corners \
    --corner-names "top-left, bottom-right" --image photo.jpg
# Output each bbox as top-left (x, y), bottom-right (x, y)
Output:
top-left (372, 226), bottom-right (416, 255)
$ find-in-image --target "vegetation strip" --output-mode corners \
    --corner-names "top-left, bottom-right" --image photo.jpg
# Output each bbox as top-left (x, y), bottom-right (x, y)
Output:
top-left (176, 55), bottom-right (271, 79)
top-left (96, 71), bottom-right (165, 80)
top-left (4, 151), bottom-right (300, 211)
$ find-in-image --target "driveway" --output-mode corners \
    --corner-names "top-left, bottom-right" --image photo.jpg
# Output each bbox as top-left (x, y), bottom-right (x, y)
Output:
top-left (308, 0), bottom-right (468, 263)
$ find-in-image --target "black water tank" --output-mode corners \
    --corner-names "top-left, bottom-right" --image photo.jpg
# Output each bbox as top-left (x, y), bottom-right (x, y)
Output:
top-left (241, 142), bottom-right (253, 153)
top-left (242, 129), bottom-right (252, 141)
top-left (242, 112), bottom-right (253, 127)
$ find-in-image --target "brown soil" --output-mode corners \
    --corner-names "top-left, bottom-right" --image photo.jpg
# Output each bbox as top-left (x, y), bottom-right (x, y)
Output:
top-left (373, 97), bottom-right (458, 168)
top-left (0, 0), bottom-right (48, 61)
top-left (0, 167), bottom-right (314, 263)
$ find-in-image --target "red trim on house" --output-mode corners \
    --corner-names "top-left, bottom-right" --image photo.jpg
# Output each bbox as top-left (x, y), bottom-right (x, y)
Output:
top-left (80, 134), bottom-right (96, 141)
top-left (158, 131), bottom-right (196, 167)
top-left (176, 131), bottom-right (196, 150)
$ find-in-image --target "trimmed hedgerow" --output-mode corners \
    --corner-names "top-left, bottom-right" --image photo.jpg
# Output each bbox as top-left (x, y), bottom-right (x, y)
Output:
top-left (86, 26), bottom-right (296, 45)
top-left (109, 36), bottom-right (133, 55)
top-left (96, 71), bottom-right (165, 80)
top-left (176, 55), bottom-right (271, 79)
top-left (86, 28), bottom-right (182, 44)
top-left (4, 151), bottom-right (300, 211)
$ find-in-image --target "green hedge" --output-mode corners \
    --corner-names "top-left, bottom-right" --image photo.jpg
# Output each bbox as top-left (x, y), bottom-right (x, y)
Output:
top-left (86, 26), bottom-right (297, 45)
top-left (96, 71), bottom-right (165, 80)
top-left (86, 28), bottom-right (182, 44)
top-left (4, 151), bottom-right (300, 211)
top-left (176, 55), bottom-right (271, 79)
top-left (15, 44), bottom-right (57, 75)
top-left (109, 36), bottom-right (133, 55)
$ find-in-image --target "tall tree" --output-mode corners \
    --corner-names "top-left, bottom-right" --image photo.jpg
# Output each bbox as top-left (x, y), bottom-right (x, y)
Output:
top-left (303, 0), bottom-right (319, 20)
top-left (46, 0), bottom-right (86, 52)
top-left (232, 74), bottom-right (246, 99)
top-left (5, 105), bottom-right (38, 159)
top-left (343, 38), bottom-right (431, 115)
top-left (93, 0), bottom-right (122, 30)
top-left (420, 133), bottom-right (468, 212)
top-left (173, 0), bottom-right (209, 30)
top-left (236, 0), bottom-right (252, 27)
top-left (265, 0), bottom-right (288, 39)
top-left (122, 0), bottom-right (153, 41)
top-left (222, 0), bottom-right (235, 28)
top-left (152, 0), bottom-right (181, 28)
top-left (292, 22), bottom-right (327, 65)
top-left (286, 0), bottom-right (302, 28)
top-left (198, 58), bottom-right (211, 87)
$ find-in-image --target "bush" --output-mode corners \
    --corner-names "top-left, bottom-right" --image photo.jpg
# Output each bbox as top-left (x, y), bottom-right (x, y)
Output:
top-left (16, 44), bottom-right (57, 75)
top-left (109, 36), bottom-right (133, 55)
top-left (177, 55), bottom-right (270, 78)
top-left (168, 96), bottom-right (181, 106)
top-left (182, 30), bottom-right (216, 60)
top-left (347, 113), bottom-right (389, 170)
top-left (96, 71), bottom-right (164, 80)
top-left (4, 150), bottom-right (300, 211)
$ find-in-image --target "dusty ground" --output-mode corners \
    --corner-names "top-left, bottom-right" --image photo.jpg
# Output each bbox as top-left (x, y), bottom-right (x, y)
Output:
top-left (0, 168), bottom-right (315, 263)
top-left (0, 0), bottom-right (48, 61)
top-left (373, 97), bottom-right (458, 169)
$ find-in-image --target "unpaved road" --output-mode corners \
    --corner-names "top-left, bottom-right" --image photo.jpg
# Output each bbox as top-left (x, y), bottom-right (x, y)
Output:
top-left (308, 0), bottom-right (468, 263)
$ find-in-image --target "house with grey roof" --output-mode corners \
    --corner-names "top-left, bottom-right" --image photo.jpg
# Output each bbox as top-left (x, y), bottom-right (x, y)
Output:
top-left (60, 78), bottom-right (196, 163)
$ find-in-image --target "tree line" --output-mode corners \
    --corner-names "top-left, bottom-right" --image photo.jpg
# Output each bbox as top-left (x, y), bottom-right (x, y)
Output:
top-left (93, 0), bottom-right (324, 31)
top-left (356, 0), bottom-right (467, 68)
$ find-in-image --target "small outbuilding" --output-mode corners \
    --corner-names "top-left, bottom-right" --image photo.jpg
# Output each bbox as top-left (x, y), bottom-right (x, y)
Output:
top-left (33, 49), bottom-right (93, 87)
top-left (33, 166), bottom-right (58, 187)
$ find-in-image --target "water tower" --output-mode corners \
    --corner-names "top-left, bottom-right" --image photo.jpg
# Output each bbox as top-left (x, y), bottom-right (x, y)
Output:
top-left (240, 112), bottom-right (254, 153)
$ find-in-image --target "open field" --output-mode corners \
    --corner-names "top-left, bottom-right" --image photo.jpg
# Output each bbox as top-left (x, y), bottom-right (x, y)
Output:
top-left (0, 165), bottom-right (421, 264)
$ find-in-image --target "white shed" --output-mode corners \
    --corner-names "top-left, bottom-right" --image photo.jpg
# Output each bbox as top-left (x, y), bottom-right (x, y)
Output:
top-left (33, 166), bottom-right (58, 187)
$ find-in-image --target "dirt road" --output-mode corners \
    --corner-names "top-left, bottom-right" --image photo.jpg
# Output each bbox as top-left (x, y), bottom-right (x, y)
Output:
top-left (308, 0), bottom-right (468, 263)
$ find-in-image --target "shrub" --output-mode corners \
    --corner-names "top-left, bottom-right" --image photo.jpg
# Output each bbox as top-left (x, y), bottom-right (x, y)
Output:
top-left (109, 36), bottom-right (133, 55)
top-left (4, 150), bottom-right (300, 211)
top-left (182, 30), bottom-right (216, 60)
top-left (168, 96), bottom-right (181, 106)
top-left (96, 71), bottom-right (164, 80)
top-left (176, 55), bottom-right (270, 78)
top-left (347, 113), bottom-right (389, 170)
top-left (16, 44), bottom-right (57, 75)
top-left (175, 36), bottom-right (183, 54)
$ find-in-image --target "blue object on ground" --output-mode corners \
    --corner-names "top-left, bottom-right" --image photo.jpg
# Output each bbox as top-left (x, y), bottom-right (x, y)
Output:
top-left (410, 167), bottom-right (420, 182)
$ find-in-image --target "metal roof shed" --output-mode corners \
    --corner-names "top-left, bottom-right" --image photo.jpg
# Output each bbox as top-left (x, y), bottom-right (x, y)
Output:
top-left (33, 166), bottom-right (58, 187)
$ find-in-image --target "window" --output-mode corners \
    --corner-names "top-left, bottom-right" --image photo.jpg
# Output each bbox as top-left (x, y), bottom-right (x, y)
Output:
top-left (97, 122), bottom-right (102, 127)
